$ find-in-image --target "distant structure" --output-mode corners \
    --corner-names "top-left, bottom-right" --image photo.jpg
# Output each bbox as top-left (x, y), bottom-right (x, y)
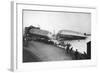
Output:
top-left (23, 25), bottom-right (53, 41)
top-left (56, 30), bottom-right (91, 54)
top-left (56, 30), bottom-right (88, 40)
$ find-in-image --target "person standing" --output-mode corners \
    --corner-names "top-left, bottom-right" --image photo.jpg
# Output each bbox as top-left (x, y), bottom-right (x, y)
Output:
top-left (66, 43), bottom-right (71, 53)
top-left (74, 49), bottom-right (79, 60)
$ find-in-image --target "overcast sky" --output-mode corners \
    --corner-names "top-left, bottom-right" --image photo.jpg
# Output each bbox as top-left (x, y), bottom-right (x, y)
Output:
top-left (23, 10), bottom-right (91, 34)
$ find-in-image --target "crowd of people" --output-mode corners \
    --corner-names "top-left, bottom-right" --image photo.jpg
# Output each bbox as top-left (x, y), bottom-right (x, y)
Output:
top-left (55, 42), bottom-right (90, 60)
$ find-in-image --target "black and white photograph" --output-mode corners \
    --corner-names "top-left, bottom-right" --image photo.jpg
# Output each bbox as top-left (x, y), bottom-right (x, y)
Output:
top-left (10, 1), bottom-right (97, 71)
top-left (22, 9), bottom-right (91, 62)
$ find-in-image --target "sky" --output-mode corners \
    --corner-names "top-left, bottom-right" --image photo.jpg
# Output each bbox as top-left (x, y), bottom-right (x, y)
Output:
top-left (23, 10), bottom-right (91, 34)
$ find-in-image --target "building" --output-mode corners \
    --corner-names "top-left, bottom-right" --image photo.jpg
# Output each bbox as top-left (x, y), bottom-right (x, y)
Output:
top-left (56, 30), bottom-right (91, 54)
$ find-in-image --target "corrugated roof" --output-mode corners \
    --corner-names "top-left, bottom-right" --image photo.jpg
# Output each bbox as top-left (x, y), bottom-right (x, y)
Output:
top-left (29, 28), bottom-right (49, 36)
top-left (58, 30), bottom-right (90, 37)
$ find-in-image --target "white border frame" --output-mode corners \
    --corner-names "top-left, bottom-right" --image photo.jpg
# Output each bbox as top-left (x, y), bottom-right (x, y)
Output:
top-left (11, 1), bottom-right (97, 72)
